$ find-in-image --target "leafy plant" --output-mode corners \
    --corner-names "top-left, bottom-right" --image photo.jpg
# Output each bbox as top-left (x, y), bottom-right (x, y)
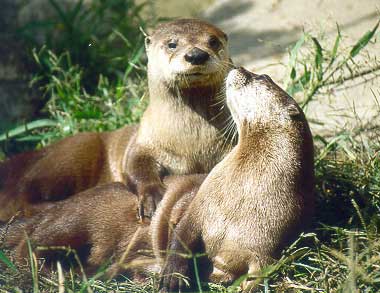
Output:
top-left (286, 20), bottom-right (380, 109)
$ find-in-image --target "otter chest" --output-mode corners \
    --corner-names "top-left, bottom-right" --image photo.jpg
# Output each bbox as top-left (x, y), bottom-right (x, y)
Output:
top-left (138, 102), bottom-right (232, 175)
top-left (156, 133), bottom-right (228, 174)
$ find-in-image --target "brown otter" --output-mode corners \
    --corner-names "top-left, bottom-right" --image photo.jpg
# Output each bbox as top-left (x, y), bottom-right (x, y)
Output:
top-left (0, 19), bottom-right (234, 222)
top-left (1, 174), bottom-right (206, 279)
top-left (0, 126), bottom-right (136, 221)
top-left (159, 67), bottom-right (315, 292)
top-left (125, 18), bottom-right (234, 217)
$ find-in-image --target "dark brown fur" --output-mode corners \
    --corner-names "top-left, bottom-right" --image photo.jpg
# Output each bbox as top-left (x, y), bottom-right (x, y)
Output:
top-left (1, 175), bottom-right (206, 279)
top-left (159, 68), bottom-right (315, 292)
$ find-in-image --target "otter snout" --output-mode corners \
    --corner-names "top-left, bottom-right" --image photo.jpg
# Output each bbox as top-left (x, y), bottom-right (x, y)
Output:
top-left (227, 67), bottom-right (253, 89)
top-left (184, 47), bottom-right (210, 65)
top-left (227, 67), bottom-right (271, 89)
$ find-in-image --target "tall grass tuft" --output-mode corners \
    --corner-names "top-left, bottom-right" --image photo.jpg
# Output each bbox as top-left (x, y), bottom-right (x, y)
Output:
top-left (17, 0), bottom-right (154, 89)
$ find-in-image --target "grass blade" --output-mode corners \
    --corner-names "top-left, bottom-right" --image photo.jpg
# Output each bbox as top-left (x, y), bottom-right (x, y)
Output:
top-left (0, 119), bottom-right (58, 141)
top-left (289, 34), bottom-right (305, 67)
top-left (48, 0), bottom-right (70, 29)
top-left (312, 37), bottom-right (323, 81)
top-left (68, 0), bottom-right (84, 23)
top-left (0, 250), bottom-right (18, 272)
top-left (124, 44), bottom-right (145, 79)
top-left (328, 23), bottom-right (341, 67)
top-left (26, 238), bottom-right (39, 293)
top-left (350, 20), bottom-right (379, 58)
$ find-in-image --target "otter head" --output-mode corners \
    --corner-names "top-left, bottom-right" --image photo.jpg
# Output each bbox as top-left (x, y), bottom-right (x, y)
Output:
top-left (226, 67), bottom-right (302, 135)
top-left (145, 19), bottom-right (231, 89)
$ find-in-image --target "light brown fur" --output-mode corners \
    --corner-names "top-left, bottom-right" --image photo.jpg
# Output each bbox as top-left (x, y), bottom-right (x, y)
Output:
top-left (124, 19), bottom-right (234, 217)
top-left (159, 68), bottom-right (315, 292)
top-left (151, 174), bottom-right (206, 265)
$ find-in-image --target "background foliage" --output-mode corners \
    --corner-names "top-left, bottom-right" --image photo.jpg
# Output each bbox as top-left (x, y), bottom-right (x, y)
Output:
top-left (0, 0), bottom-right (152, 156)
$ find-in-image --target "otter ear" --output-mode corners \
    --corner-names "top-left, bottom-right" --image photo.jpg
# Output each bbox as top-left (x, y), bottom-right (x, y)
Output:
top-left (287, 104), bottom-right (301, 117)
top-left (223, 32), bottom-right (228, 41)
top-left (145, 37), bottom-right (151, 49)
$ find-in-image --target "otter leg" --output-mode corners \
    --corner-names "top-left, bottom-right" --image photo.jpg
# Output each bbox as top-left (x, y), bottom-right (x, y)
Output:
top-left (241, 254), bottom-right (274, 292)
top-left (125, 144), bottom-right (166, 218)
top-left (159, 214), bottom-right (202, 293)
top-left (86, 239), bottom-right (115, 273)
top-left (104, 225), bottom-right (153, 279)
top-left (5, 211), bottom-right (88, 267)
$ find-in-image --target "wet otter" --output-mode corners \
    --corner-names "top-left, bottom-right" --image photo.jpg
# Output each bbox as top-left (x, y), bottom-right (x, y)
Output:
top-left (0, 19), bottom-right (234, 222)
top-left (159, 67), bottom-right (315, 292)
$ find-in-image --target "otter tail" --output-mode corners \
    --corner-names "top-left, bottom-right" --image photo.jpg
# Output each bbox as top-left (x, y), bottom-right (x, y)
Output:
top-left (151, 175), bottom-right (205, 265)
top-left (151, 189), bottom-right (178, 265)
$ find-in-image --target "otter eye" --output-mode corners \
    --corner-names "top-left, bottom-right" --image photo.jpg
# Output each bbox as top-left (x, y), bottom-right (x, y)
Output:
top-left (168, 40), bottom-right (177, 49)
top-left (208, 36), bottom-right (221, 50)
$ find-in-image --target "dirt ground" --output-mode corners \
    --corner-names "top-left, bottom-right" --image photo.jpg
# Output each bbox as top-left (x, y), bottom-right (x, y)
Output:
top-left (155, 0), bottom-right (380, 136)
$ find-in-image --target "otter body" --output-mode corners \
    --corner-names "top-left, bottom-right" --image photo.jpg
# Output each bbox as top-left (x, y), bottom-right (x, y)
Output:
top-left (0, 19), bottom-right (233, 221)
top-left (1, 174), bottom-right (206, 278)
top-left (125, 19), bottom-right (234, 217)
top-left (159, 68), bottom-right (315, 292)
top-left (2, 182), bottom-right (149, 277)
top-left (0, 125), bottom-right (136, 221)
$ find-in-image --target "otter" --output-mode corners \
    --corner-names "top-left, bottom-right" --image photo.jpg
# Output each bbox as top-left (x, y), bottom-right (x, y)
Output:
top-left (159, 67), bottom-right (315, 292)
top-left (0, 126), bottom-right (136, 221)
top-left (125, 19), bottom-right (234, 217)
top-left (1, 174), bottom-right (206, 279)
top-left (0, 18), bottom-right (234, 222)
top-left (1, 182), bottom-right (151, 277)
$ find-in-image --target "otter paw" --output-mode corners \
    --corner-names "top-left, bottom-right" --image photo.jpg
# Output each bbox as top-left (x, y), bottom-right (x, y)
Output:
top-left (159, 254), bottom-right (192, 293)
top-left (138, 184), bottom-right (165, 218)
top-left (159, 271), bottom-right (189, 293)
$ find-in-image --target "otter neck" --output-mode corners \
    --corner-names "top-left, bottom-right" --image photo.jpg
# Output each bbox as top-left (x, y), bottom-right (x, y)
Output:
top-left (237, 121), bottom-right (299, 166)
top-left (148, 77), bottom-right (230, 130)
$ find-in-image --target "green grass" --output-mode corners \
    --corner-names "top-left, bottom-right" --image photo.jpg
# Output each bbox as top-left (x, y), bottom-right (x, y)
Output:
top-left (1, 3), bottom-right (380, 292)
top-left (1, 0), bottom-right (152, 156)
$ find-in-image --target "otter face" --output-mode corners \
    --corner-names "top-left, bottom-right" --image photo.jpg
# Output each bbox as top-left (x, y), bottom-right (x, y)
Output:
top-left (146, 19), bottom-right (231, 88)
top-left (226, 67), bottom-right (301, 129)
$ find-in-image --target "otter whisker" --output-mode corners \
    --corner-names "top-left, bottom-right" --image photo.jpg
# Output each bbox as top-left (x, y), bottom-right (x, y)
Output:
top-left (219, 116), bottom-right (236, 142)
top-left (210, 108), bottom-right (226, 122)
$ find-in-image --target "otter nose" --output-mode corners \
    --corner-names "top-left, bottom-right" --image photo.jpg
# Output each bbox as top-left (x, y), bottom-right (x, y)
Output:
top-left (184, 47), bottom-right (210, 65)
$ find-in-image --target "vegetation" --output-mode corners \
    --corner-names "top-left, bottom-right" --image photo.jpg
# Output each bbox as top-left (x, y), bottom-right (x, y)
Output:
top-left (1, 1), bottom-right (380, 292)
top-left (0, 0), bottom-right (151, 156)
